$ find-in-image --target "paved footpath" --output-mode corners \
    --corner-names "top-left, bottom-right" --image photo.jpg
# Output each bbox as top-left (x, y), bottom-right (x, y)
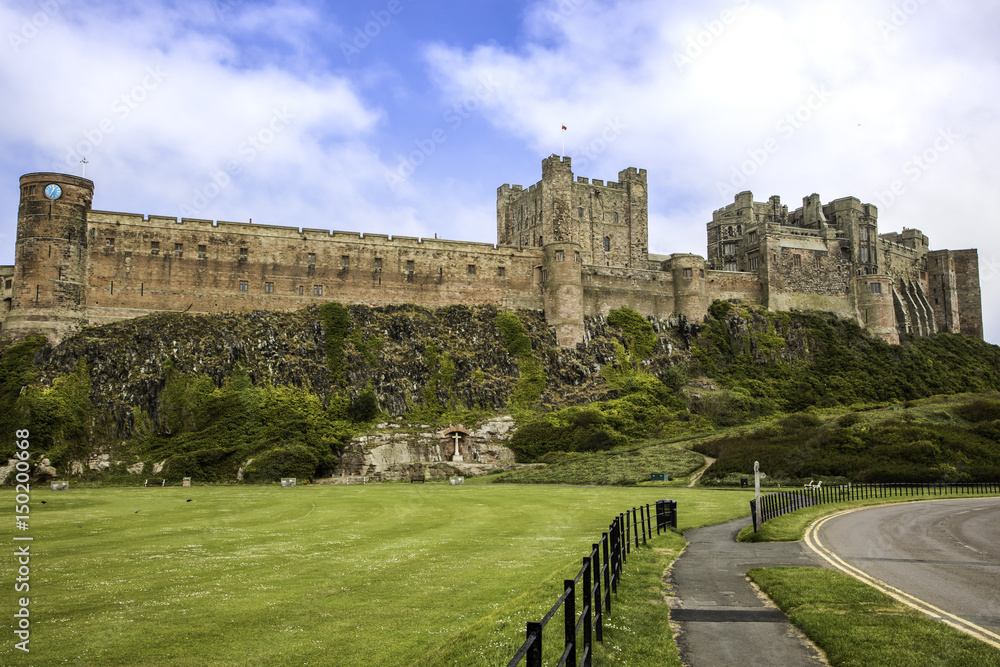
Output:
top-left (668, 518), bottom-right (828, 666)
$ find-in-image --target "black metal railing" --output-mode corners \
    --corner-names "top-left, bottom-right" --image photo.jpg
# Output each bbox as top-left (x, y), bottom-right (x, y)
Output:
top-left (506, 501), bottom-right (676, 667)
top-left (750, 482), bottom-right (1000, 531)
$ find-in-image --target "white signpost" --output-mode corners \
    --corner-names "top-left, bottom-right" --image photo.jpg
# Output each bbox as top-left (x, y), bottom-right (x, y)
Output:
top-left (754, 461), bottom-right (766, 529)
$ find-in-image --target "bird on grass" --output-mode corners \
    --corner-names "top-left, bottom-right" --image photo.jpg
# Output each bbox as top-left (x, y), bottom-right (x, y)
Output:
top-left (186, 499), bottom-right (193, 502)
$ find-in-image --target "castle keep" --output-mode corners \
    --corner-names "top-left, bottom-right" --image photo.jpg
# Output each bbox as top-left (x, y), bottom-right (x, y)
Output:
top-left (1, 155), bottom-right (983, 345)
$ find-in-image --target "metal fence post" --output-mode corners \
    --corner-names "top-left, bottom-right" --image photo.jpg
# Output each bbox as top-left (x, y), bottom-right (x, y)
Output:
top-left (582, 556), bottom-right (592, 666)
top-left (526, 621), bottom-right (542, 667)
top-left (591, 544), bottom-right (603, 643)
top-left (564, 579), bottom-right (576, 666)
top-left (602, 532), bottom-right (611, 613)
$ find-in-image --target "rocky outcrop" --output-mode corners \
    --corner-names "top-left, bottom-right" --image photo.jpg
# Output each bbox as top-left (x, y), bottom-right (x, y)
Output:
top-left (336, 416), bottom-right (523, 481)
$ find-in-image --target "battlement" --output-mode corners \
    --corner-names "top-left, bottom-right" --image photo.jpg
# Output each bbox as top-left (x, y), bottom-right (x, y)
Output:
top-left (3, 160), bottom-right (983, 347)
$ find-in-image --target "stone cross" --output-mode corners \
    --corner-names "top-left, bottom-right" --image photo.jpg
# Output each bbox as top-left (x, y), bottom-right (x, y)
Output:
top-left (451, 431), bottom-right (464, 462)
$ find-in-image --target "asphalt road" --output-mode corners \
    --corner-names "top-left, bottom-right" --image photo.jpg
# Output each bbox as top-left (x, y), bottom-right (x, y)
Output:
top-left (809, 497), bottom-right (1000, 645)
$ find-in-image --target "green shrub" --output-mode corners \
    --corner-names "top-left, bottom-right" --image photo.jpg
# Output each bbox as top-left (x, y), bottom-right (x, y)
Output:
top-left (318, 302), bottom-right (350, 384)
top-left (607, 306), bottom-right (657, 360)
top-left (349, 388), bottom-right (380, 423)
top-left (495, 311), bottom-right (545, 409)
top-left (0, 336), bottom-right (45, 459)
top-left (954, 398), bottom-right (1000, 423)
top-left (242, 445), bottom-right (320, 482)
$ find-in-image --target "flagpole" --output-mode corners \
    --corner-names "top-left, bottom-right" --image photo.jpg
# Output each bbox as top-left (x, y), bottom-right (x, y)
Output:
top-left (561, 125), bottom-right (566, 157)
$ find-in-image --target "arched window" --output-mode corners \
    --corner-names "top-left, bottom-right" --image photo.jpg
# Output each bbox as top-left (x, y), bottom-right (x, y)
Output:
top-left (603, 236), bottom-right (611, 252)
top-left (538, 235), bottom-right (543, 247)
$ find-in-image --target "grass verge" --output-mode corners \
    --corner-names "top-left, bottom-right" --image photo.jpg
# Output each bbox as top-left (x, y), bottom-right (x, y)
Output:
top-left (590, 531), bottom-right (686, 666)
top-left (748, 567), bottom-right (1000, 666)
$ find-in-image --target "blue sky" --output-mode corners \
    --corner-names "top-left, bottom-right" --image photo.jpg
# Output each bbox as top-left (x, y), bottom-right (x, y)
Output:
top-left (2, 0), bottom-right (999, 342)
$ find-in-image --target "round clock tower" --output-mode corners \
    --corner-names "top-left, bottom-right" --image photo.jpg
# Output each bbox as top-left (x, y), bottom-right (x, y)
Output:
top-left (5, 172), bottom-right (94, 342)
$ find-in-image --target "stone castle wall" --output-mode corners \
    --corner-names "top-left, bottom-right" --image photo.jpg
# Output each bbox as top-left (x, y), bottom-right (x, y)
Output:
top-left (1, 158), bottom-right (984, 346)
top-left (82, 210), bottom-right (544, 329)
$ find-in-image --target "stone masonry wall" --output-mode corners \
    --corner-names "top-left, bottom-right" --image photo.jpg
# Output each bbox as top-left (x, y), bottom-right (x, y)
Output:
top-left (83, 211), bottom-right (544, 328)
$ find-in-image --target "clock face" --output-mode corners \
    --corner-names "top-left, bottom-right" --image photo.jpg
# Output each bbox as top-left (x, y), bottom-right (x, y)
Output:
top-left (44, 184), bottom-right (63, 200)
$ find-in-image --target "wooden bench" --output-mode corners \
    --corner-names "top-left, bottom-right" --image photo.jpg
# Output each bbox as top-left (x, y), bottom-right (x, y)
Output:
top-left (410, 475), bottom-right (426, 484)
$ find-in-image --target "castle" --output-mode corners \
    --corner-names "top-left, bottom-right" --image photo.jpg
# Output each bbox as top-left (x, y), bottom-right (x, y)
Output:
top-left (0, 155), bottom-right (983, 346)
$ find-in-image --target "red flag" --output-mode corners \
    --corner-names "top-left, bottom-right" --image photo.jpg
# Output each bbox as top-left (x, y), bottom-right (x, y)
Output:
top-left (561, 125), bottom-right (567, 130)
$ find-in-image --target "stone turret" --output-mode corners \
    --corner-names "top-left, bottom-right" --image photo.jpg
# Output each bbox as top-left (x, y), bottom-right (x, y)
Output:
top-left (5, 173), bottom-right (93, 342)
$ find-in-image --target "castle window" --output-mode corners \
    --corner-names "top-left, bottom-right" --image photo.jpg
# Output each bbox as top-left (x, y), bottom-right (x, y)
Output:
top-left (859, 225), bottom-right (870, 241)
top-left (106, 238), bottom-right (114, 247)
top-left (198, 244), bottom-right (207, 257)
top-left (613, 212), bottom-right (618, 223)
top-left (748, 255), bottom-right (759, 271)
top-left (374, 257), bottom-right (382, 271)
top-left (747, 230), bottom-right (758, 244)
top-left (725, 261), bottom-right (737, 271)
top-left (603, 237), bottom-right (610, 252)
top-left (299, 285), bottom-right (304, 295)
top-left (578, 207), bottom-right (583, 218)
top-left (575, 251), bottom-right (580, 263)
top-left (497, 266), bottom-right (506, 277)
top-left (859, 246), bottom-right (870, 263)
top-left (239, 247), bottom-right (248, 260)
top-left (314, 285), bottom-right (323, 296)
top-left (538, 236), bottom-right (543, 247)
top-left (90, 229), bottom-right (95, 241)
top-left (555, 250), bottom-right (564, 261)
top-left (239, 281), bottom-right (248, 291)
top-left (869, 282), bottom-right (882, 294)
top-left (406, 260), bottom-right (414, 272)
top-left (683, 268), bottom-right (693, 278)
top-left (175, 243), bottom-right (183, 255)
top-left (341, 255), bottom-right (350, 269)
top-left (792, 254), bottom-right (801, 268)
top-left (727, 226), bottom-right (734, 237)
top-left (265, 282), bottom-right (274, 293)
top-left (150, 241), bottom-right (159, 254)
top-left (700, 269), bottom-right (705, 278)
top-left (737, 225), bottom-right (742, 235)
top-left (307, 253), bottom-right (316, 266)
top-left (467, 264), bottom-right (476, 275)
top-left (723, 242), bottom-right (737, 255)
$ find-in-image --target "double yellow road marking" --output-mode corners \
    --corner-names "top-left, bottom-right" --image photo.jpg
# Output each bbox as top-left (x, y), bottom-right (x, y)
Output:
top-left (804, 508), bottom-right (1000, 650)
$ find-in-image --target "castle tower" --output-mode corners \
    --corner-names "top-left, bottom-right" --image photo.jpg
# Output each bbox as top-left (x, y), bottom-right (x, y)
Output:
top-left (5, 173), bottom-right (93, 342)
top-left (617, 167), bottom-right (648, 267)
top-left (539, 155), bottom-right (584, 346)
top-left (668, 254), bottom-right (707, 321)
top-left (854, 275), bottom-right (898, 344)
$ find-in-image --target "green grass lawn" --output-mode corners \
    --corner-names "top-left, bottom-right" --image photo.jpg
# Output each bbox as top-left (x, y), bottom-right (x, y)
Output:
top-left (749, 567), bottom-right (1000, 667)
top-left (2, 485), bottom-right (751, 666)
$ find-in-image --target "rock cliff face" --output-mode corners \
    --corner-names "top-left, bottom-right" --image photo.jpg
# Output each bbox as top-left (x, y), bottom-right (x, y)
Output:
top-left (3, 302), bottom-right (697, 480)
top-left (24, 304), bottom-right (694, 433)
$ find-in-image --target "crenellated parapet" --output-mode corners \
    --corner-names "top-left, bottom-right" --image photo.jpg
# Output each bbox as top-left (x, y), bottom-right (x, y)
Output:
top-left (1, 160), bottom-right (984, 346)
